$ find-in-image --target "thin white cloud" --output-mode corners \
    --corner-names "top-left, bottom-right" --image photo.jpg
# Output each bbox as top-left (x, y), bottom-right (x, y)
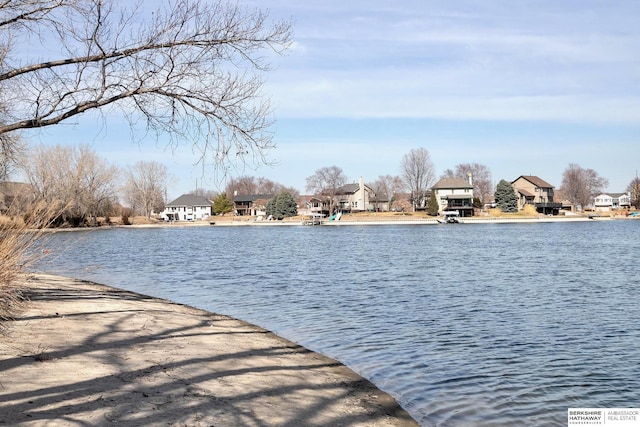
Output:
top-left (265, 1), bottom-right (640, 123)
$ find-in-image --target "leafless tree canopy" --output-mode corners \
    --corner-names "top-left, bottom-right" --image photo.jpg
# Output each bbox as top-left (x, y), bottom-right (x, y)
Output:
top-left (0, 0), bottom-right (292, 171)
top-left (400, 147), bottom-right (435, 210)
top-left (305, 165), bottom-right (347, 214)
top-left (441, 163), bottom-right (492, 204)
top-left (0, 133), bottom-right (25, 180)
top-left (24, 144), bottom-right (118, 225)
top-left (627, 176), bottom-right (640, 209)
top-left (560, 163), bottom-right (608, 210)
top-left (225, 175), bottom-right (296, 197)
top-left (123, 160), bottom-right (168, 219)
top-left (371, 174), bottom-right (404, 210)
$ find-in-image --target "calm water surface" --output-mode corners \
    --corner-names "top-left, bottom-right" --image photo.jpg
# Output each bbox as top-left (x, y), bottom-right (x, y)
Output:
top-left (33, 221), bottom-right (640, 426)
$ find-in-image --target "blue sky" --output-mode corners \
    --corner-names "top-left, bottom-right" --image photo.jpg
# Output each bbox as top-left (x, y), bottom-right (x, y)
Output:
top-left (26, 1), bottom-right (640, 199)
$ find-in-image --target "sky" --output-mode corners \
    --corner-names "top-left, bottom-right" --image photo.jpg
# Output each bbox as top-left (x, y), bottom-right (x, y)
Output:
top-left (24, 0), bottom-right (640, 200)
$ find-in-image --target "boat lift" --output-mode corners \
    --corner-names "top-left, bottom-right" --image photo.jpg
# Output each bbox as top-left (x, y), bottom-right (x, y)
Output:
top-left (440, 211), bottom-right (460, 223)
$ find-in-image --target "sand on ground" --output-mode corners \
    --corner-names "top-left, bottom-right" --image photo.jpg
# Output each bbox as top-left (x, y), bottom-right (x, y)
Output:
top-left (0, 274), bottom-right (418, 427)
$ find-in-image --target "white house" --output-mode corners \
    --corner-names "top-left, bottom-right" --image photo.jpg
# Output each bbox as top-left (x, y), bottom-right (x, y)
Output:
top-left (594, 192), bottom-right (632, 212)
top-left (431, 174), bottom-right (474, 217)
top-left (161, 194), bottom-right (212, 221)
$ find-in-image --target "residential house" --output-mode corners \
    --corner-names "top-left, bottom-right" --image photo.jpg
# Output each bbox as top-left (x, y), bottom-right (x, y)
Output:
top-left (305, 178), bottom-right (378, 217)
top-left (232, 193), bottom-right (274, 216)
top-left (431, 175), bottom-right (474, 217)
top-left (594, 192), bottom-right (632, 212)
top-left (370, 193), bottom-right (390, 212)
top-left (511, 175), bottom-right (562, 215)
top-left (334, 177), bottom-right (376, 213)
top-left (161, 194), bottom-right (212, 221)
top-left (552, 189), bottom-right (575, 212)
top-left (306, 195), bottom-right (330, 217)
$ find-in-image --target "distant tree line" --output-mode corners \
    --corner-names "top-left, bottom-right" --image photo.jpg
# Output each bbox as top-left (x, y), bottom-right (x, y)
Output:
top-left (0, 139), bottom-right (631, 227)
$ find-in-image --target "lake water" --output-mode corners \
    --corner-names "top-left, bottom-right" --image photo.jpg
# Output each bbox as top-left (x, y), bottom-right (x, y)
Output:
top-left (32, 220), bottom-right (640, 426)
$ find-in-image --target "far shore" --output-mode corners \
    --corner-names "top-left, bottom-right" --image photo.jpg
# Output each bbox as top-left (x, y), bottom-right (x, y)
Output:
top-left (27, 211), bottom-right (637, 232)
top-left (129, 211), bottom-right (635, 228)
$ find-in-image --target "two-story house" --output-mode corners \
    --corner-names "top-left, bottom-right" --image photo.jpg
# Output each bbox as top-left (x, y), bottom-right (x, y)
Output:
top-left (511, 175), bottom-right (562, 215)
top-left (232, 193), bottom-right (274, 216)
top-left (334, 177), bottom-right (375, 213)
top-left (161, 194), bottom-right (212, 221)
top-left (306, 177), bottom-right (378, 217)
top-left (431, 175), bottom-right (474, 217)
top-left (594, 192), bottom-right (632, 212)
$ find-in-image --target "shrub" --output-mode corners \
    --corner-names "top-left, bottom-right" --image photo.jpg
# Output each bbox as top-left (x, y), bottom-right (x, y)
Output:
top-left (121, 209), bottom-right (133, 225)
top-left (426, 190), bottom-right (439, 216)
top-left (213, 193), bottom-right (233, 216)
top-left (266, 192), bottom-right (297, 220)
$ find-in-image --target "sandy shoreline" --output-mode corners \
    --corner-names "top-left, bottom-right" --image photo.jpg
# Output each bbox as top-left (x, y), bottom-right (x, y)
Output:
top-left (0, 274), bottom-right (418, 427)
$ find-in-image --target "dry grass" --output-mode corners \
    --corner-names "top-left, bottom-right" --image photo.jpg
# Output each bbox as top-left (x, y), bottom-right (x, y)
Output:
top-left (488, 205), bottom-right (539, 217)
top-left (0, 218), bottom-right (30, 326)
top-left (0, 205), bottom-right (54, 329)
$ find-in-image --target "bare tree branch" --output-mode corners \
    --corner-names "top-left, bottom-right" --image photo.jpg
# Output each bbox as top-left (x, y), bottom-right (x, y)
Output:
top-left (0, 0), bottom-right (292, 171)
top-left (560, 163), bottom-right (608, 210)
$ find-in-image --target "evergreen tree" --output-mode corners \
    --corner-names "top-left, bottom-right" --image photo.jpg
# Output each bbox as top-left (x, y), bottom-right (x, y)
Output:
top-left (427, 190), bottom-right (440, 216)
top-left (213, 193), bottom-right (233, 216)
top-left (495, 180), bottom-right (518, 213)
top-left (266, 192), bottom-right (297, 219)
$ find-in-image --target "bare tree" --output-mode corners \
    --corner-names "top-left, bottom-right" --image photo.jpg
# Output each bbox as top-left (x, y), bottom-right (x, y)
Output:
top-left (189, 188), bottom-right (219, 202)
top-left (226, 176), bottom-right (258, 196)
top-left (0, 133), bottom-right (26, 181)
top-left (0, 0), bottom-right (292, 171)
top-left (371, 175), bottom-right (404, 211)
top-left (400, 148), bottom-right (436, 211)
top-left (123, 160), bottom-right (168, 219)
top-left (24, 144), bottom-right (118, 226)
top-left (0, 102), bottom-right (27, 180)
top-left (441, 163), bottom-right (492, 204)
top-left (225, 175), bottom-right (295, 197)
top-left (305, 166), bottom-right (347, 214)
top-left (627, 176), bottom-right (640, 209)
top-left (560, 163), bottom-right (608, 210)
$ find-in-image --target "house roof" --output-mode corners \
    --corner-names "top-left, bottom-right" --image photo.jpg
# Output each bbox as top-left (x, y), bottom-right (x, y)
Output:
top-left (370, 194), bottom-right (389, 203)
top-left (335, 183), bottom-right (374, 195)
top-left (432, 177), bottom-right (472, 190)
top-left (512, 175), bottom-right (554, 189)
top-left (337, 183), bottom-right (359, 194)
top-left (517, 188), bottom-right (536, 197)
top-left (232, 193), bottom-right (274, 203)
top-left (595, 192), bottom-right (630, 200)
top-left (610, 192), bottom-right (629, 198)
top-left (166, 194), bottom-right (212, 207)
